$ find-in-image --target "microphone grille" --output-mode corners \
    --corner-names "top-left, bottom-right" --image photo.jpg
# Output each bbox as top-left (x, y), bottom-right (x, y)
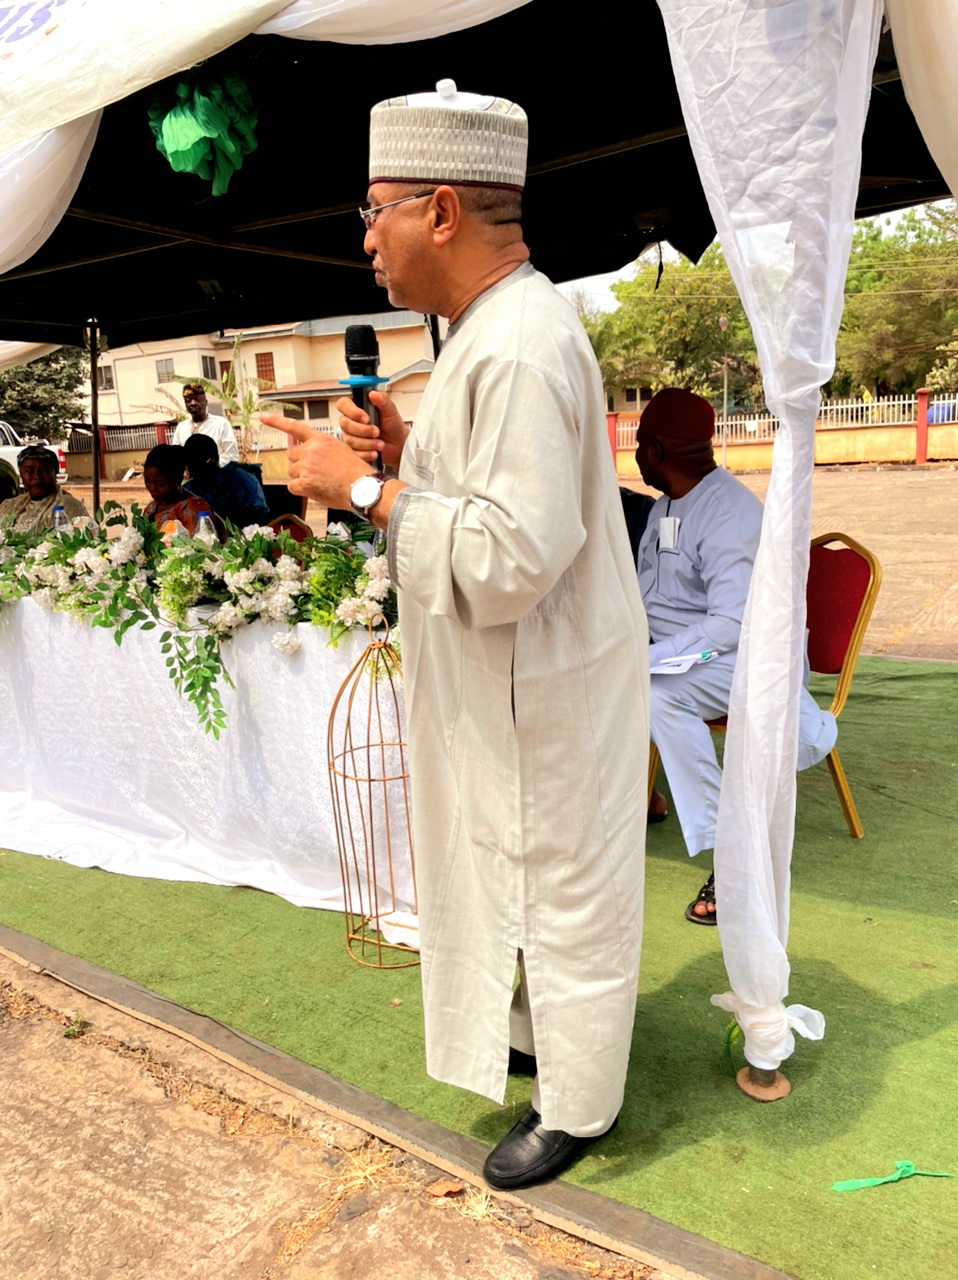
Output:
top-left (345, 324), bottom-right (379, 360)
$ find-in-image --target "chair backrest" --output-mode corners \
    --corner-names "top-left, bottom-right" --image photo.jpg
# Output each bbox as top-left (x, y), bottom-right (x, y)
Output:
top-left (806, 532), bottom-right (882, 718)
top-left (270, 513), bottom-right (312, 543)
top-left (262, 483), bottom-right (307, 521)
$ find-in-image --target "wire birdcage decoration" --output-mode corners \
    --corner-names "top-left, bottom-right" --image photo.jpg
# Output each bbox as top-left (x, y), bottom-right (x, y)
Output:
top-left (328, 622), bottom-right (418, 967)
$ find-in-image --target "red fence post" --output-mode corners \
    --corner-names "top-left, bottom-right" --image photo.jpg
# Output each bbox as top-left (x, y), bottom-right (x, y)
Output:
top-left (606, 412), bottom-right (618, 459)
top-left (915, 387), bottom-right (929, 465)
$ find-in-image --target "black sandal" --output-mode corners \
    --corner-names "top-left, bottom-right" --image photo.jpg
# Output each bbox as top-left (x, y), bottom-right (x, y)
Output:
top-left (684, 871), bottom-right (717, 925)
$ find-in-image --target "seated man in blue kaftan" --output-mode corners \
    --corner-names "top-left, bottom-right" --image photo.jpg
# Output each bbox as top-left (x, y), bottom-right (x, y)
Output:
top-left (635, 389), bottom-right (836, 923)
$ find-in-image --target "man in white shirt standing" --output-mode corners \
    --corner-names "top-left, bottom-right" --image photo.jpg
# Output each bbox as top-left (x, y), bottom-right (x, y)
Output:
top-left (172, 383), bottom-right (239, 464)
top-left (261, 79), bottom-right (648, 1192)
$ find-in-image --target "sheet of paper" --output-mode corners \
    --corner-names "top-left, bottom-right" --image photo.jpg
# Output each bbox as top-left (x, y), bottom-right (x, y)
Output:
top-left (649, 650), bottom-right (719, 676)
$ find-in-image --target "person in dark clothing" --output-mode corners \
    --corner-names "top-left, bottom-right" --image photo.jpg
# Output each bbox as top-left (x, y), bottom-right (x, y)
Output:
top-left (183, 434), bottom-right (272, 530)
top-left (619, 486), bottom-right (654, 563)
top-left (619, 485), bottom-right (668, 825)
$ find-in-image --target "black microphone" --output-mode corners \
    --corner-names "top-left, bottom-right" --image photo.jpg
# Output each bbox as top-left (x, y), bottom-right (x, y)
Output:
top-left (344, 324), bottom-right (380, 428)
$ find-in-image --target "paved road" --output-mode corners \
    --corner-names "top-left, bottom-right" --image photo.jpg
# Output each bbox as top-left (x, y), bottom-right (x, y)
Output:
top-left (624, 464), bottom-right (958, 662)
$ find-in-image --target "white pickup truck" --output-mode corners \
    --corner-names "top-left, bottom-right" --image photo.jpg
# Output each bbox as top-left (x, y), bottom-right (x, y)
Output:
top-left (0, 421), bottom-right (68, 501)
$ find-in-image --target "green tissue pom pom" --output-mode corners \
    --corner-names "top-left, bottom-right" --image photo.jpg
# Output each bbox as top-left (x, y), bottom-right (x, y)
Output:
top-left (149, 70), bottom-right (258, 196)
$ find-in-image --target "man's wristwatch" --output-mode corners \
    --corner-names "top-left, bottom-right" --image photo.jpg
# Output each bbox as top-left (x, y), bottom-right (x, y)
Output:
top-left (349, 470), bottom-right (387, 518)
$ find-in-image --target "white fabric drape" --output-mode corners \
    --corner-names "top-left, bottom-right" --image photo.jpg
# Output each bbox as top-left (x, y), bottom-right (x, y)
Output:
top-left (658, 0), bottom-right (884, 1069)
top-left (0, 110), bottom-right (100, 279)
top-left (0, 0), bottom-right (290, 155)
top-left (0, 342), bottom-right (61, 372)
top-left (0, 0), bottom-right (530, 154)
top-left (0, 600), bottom-right (413, 915)
top-left (0, 0), bottom-right (531, 328)
top-left (256, 0), bottom-right (530, 42)
top-left (885, 0), bottom-right (958, 201)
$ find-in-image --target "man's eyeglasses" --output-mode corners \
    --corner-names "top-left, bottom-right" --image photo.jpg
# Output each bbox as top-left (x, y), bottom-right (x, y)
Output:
top-left (358, 190), bottom-right (436, 229)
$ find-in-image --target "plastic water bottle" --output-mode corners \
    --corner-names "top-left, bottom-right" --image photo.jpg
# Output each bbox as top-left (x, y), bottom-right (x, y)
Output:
top-left (52, 504), bottom-right (70, 534)
top-left (193, 512), bottom-right (217, 547)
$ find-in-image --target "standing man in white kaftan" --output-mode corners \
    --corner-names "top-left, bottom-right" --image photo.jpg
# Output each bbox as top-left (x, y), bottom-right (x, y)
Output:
top-left (262, 80), bottom-right (648, 1191)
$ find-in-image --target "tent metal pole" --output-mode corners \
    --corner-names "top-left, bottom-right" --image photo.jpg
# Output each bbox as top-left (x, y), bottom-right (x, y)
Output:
top-left (88, 318), bottom-right (100, 516)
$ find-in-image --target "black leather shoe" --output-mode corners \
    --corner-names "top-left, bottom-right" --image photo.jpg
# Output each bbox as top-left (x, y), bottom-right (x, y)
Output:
top-left (507, 1047), bottom-right (537, 1076)
top-left (482, 1107), bottom-right (616, 1190)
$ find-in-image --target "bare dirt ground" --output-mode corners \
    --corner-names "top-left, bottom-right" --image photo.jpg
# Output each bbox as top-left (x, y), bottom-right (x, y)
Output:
top-left (0, 954), bottom-right (672, 1280)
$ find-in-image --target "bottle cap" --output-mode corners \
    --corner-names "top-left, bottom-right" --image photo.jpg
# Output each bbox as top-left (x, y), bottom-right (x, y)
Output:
top-left (198, 511), bottom-right (210, 518)
top-left (53, 504), bottom-right (64, 510)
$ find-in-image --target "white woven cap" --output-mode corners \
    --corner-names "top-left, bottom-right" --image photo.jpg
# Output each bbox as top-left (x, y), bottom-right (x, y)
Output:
top-left (369, 79), bottom-right (528, 190)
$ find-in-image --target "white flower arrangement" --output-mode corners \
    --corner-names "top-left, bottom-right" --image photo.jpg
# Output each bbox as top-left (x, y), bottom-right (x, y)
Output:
top-left (271, 629), bottom-right (302, 656)
top-left (0, 502), bottom-right (397, 735)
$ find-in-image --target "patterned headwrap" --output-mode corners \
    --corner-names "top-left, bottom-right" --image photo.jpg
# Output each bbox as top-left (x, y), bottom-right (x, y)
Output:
top-left (369, 79), bottom-right (528, 191)
top-left (17, 444), bottom-right (59, 469)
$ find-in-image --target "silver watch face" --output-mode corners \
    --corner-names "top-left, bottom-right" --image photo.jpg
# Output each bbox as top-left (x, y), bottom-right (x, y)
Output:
top-left (351, 474), bottom-right (383, 510)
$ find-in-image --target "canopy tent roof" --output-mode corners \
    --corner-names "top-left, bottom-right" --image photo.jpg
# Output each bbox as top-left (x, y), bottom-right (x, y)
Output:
top-left (0, 5), bottom-right (946, 349)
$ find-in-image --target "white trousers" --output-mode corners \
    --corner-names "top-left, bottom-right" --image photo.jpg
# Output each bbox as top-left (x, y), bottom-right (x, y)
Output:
top-left (650, 651), bottom-right (837, 857)
top-left (509, 951), bottom-right (618, 1138)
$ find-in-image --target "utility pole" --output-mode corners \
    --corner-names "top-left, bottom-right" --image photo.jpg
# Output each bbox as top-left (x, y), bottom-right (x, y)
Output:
top-left (719, 314), bottom-right (729, 469)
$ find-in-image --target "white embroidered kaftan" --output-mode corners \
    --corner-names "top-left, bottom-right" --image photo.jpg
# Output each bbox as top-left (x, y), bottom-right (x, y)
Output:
top-left (386, 264), bottom-right (649, 1134)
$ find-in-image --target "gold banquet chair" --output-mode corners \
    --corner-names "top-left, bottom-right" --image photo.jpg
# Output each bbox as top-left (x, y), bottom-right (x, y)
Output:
top-left (647, 531), bottom-right (882, 839)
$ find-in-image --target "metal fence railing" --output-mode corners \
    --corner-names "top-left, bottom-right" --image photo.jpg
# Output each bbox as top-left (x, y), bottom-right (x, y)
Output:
top-left (105, 426), bottom-right (167, 452)
top-left (814, 395), bottom-right (917, 428)
top-left (927, 396), bottom-right (958, 424)
top-left (614, 392), bottom-right (958, 449)
top-left (714, 413), bottom-right (779, 442)
top-left (248, 422), bottom-right (337, 451)
top-left (65, 427), bottom-right (93, 453)
top-left (615, 413), bottom-right (640, 451)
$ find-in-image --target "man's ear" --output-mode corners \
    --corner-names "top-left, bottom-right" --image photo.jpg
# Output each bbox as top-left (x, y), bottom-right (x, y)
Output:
top-left (431, 185), bottom-right (461, 246)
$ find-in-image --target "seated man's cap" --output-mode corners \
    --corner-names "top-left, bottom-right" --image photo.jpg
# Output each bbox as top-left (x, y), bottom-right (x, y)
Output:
top-left (639, 388), bottom-right (716, 442)
top-left (369, 78), bottom-right (528, 191)
top-left (18, 444), bottom-right (59, 468)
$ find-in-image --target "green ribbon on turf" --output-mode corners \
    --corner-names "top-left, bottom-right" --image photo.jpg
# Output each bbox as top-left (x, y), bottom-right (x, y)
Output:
top-left (832, 1160), bottom-right (954, 1192)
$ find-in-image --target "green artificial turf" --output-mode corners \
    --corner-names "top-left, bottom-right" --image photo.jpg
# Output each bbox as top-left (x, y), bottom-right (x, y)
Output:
top-left (2, 656), bottom-right (956, 1279)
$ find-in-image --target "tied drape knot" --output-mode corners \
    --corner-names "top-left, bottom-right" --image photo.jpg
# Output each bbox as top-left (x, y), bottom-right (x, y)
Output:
top-left (711, 993), bottom-right (825, 1070)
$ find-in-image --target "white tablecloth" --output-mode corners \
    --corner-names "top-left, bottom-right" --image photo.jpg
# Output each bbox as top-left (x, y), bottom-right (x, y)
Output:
top-left (0, 599), bottom-right (413, 912)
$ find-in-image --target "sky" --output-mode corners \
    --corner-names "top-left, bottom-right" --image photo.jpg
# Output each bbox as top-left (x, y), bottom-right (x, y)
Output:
top-left (556, 264), bottom-right (636, 312)
top-left (555, 207), bottom-right (924, 315)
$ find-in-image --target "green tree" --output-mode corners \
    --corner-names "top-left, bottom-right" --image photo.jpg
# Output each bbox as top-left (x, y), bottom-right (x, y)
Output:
top-left (0, 346), bottom-right (86, 441)
top-left (578, 244), bottom-right (762, 411)
top-left (834, 202), bottom-right (958, 395)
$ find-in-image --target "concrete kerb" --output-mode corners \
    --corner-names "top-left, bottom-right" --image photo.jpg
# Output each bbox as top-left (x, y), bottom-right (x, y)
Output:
top-left (0, 923), bottom-right (795, 1280)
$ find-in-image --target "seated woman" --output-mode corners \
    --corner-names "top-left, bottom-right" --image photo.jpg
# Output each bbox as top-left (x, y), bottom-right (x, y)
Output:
top-left (0, 445), bottom-right (90, 532)
top-left (142, 444), bottom-right (224, 539)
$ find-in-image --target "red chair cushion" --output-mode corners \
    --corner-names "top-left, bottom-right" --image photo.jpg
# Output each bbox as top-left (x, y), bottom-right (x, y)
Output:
top-left (806, 544), bottom-right (871, 675)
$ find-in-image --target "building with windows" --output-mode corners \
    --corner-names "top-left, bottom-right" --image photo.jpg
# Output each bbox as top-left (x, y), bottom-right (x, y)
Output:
top-left (90, 312), bottom-right (438, 432)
